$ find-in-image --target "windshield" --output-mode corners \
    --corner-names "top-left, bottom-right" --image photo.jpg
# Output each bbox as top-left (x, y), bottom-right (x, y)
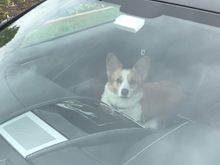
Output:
top-left (1, 0), bottom-right (220, 163)
top-left (0, 0), bottom-right (220, 125)
top-left (0, 0), bottom-right (220, 126)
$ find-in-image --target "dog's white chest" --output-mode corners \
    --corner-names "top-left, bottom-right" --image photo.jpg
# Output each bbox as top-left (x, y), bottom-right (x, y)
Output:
top-left (101, 85), bottom-right (143, 121)
top-left (117, 104), bottom-right (142, 122)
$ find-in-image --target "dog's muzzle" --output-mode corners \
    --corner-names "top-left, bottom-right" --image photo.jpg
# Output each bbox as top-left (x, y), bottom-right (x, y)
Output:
top-left (121, 88), bottom-right (129, 97)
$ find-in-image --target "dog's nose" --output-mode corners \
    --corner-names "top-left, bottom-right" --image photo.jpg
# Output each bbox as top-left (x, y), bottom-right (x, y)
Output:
top-left (121, 88), bottom-right (129, 96)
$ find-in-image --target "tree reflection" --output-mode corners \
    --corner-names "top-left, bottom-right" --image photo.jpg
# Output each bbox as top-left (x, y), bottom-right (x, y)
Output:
top-left (0, 25), bottom-right (19, 47)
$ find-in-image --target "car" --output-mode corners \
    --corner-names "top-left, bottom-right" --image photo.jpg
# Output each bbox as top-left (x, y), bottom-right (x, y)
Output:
top-left (0, 0), bottom-right (220, 164)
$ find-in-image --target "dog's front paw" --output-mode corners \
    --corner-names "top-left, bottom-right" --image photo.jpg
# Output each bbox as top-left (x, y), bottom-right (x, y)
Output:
top-left (144, 119), bottom-right (158, 130)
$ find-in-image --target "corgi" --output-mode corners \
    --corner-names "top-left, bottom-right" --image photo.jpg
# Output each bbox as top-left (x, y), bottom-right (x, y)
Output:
top-left (101, 53), bottom-right (185, 129)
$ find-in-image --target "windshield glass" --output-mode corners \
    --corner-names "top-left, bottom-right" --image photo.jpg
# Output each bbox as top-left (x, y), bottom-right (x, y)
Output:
top-left (0, 0), bottom-right (220, 129)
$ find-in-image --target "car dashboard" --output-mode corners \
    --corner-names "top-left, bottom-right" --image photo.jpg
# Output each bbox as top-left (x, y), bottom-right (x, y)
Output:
top-left (0, 97), bottom-right (189, 165)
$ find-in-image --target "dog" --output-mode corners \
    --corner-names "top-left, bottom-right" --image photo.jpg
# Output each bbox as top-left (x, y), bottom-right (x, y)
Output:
top-left (101, 53), bottom-right (185, 129)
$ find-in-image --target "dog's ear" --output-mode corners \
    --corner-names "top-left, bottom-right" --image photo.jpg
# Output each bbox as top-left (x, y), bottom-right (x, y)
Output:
top-left (133, 56), bottom-right (150, 81)
top-left (106, 53), bottom-right (122, 78)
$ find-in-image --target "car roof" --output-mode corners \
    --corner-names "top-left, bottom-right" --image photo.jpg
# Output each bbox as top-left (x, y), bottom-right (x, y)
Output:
top-left (104, 0), bottom-right (220, 27)
top-left (152, 0), bottom-right (220, 13)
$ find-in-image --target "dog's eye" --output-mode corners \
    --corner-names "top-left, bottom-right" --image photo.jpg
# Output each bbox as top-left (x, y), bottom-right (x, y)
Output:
top-left (116, 78), bottom-right (122, 84)
top-left (130, 80), bottom-right (136, 86)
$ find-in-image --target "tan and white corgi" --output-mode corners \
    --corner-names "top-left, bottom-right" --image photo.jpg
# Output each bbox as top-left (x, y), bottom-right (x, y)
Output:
top-left (101, 53), bottom-right (185, 129)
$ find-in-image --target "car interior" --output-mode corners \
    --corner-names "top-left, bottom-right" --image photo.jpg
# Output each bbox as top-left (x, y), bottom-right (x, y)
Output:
top-left (14, 15), bottom-right (220, 115)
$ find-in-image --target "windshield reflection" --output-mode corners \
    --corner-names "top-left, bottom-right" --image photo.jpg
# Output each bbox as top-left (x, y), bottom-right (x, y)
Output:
top-left (0, 25), bottom-right (19, 47)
